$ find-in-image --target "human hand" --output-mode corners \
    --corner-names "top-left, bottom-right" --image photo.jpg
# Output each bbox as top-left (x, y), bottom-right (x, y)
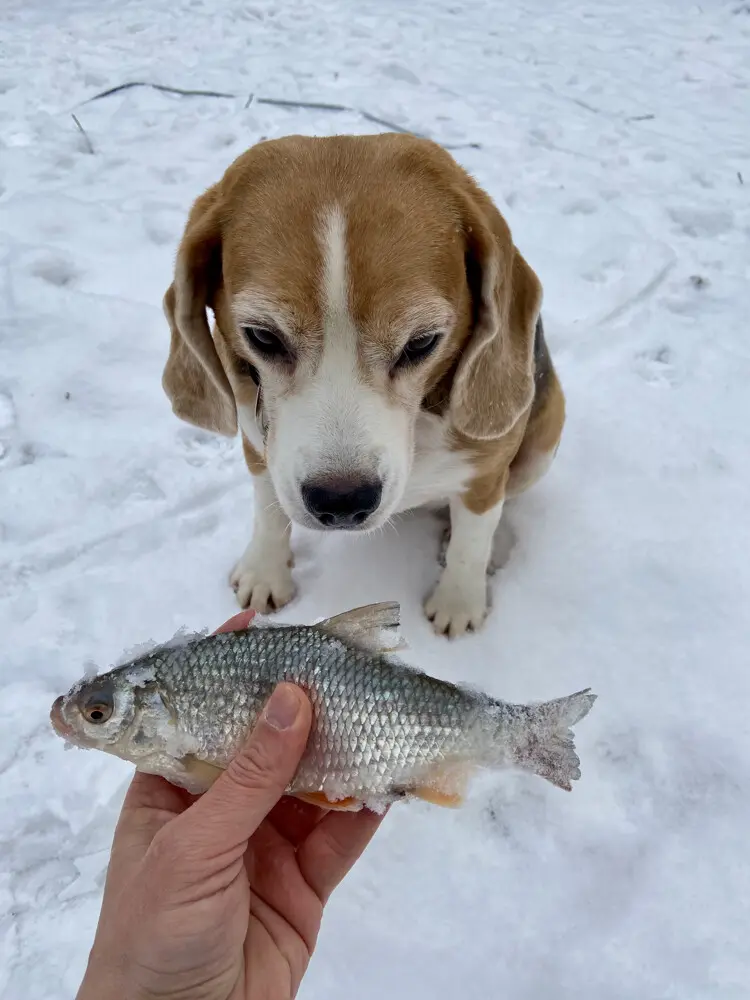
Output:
top-left (77, 608), bottom-right (385, 1000)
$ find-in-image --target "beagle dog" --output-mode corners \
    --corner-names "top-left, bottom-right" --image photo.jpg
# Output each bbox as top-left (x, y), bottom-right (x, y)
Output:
top-left (162, 133), bottom-right (565, 638)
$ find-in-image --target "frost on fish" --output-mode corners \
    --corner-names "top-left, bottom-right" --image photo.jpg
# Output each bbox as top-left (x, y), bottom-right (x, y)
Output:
top-left (161, 625), bottom-right (210, 649)
top-left (115, 625), bottom-right (210, 666)
top-left (81, 660), bottom-right (99, 680)
top-left (479, 689), bottom-right (598, 792)
top-left (49, 602), bottom-right (598, 809)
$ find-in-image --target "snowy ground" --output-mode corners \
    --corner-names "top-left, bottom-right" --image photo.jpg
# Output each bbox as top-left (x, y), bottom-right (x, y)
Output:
top-left (1, 1), bottom-right (749, 997)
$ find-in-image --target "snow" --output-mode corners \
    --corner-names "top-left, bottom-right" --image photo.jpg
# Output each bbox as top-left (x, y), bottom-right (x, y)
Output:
top-left (1, 0), bottom-right (749, 996)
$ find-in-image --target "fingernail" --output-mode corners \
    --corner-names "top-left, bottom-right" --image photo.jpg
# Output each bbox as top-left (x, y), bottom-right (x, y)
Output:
top-left (264, 684), bottom-right (301, 731)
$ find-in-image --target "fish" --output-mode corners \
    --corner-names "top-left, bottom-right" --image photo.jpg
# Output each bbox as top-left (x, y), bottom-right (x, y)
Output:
top-left (49, 602), bottom-right (597, 812)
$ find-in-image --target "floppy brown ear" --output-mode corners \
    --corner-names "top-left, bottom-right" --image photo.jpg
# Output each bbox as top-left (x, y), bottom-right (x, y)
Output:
top-left (162, 185), bottom-right (237, 437)
top-left (449, 191), bottom-right (542, 441)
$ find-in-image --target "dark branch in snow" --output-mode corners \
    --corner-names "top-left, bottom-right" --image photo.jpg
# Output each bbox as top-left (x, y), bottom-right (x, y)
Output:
top-left (359, 110), bottom-right (419, 135)
top-left (73, 81), bottom-right (481, 151)
top-left (256, 97), bottom-right (351, 112)
top-left (82, 81), bottom-right (236, 102)
top-left (71, 114), bottom-right (94, 154)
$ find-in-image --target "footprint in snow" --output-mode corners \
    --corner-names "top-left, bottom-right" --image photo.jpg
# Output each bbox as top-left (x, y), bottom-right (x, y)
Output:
top-left (179, 510), bottom-right (220, 540)
top-left (11, 857), bottom-right (79, 909)
top-left (581, 257), bottom-right (626, 286)
top-left (561, 198), bottom-right (598, 216)
top-left (143, 217), bottom-right (176, 247)
top-left (0, 388), bottom-right (15, 431)
top-left (28, 253), bottom-right (79, 289)
top-left (92, 470), bottom-right (166, 507)
top-left (177, 427), bottom-right (235, 466)
top-left (212, 132), bottom-right (238, 149)
top-left (0, 388), bottom-right (16, 465)
top-left (643, 149), bottom-right (668, 163)
top-left (634, 345), bottom-right (679, 387)
top-left (379, 62), bottom-right (421, 85)
top-left (154, 166), bottom-right (190, 186)
top-left (667, 206), bottom-right (734, 239)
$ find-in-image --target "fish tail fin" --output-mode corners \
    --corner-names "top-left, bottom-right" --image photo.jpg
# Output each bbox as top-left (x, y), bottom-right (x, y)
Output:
top-left (491, 689), bottom-right (597, 791)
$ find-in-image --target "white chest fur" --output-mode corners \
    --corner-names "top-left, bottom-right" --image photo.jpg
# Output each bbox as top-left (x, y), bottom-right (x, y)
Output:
top-left (396, 410), bottom-right (472, 513)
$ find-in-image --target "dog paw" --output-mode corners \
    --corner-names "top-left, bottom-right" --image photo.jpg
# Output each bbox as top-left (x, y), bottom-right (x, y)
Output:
top-left (230, 545), bottom-right (295, 613)
top-left (424, 572), bottom-right (489, 638)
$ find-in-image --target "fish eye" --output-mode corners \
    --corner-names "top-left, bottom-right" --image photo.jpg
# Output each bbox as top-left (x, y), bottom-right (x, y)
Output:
top-left (81, 689), bottom-right (114, 724)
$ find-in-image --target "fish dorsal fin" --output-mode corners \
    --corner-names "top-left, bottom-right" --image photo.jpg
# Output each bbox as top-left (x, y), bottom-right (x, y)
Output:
top-left (316, 602), bottom-right (406, 654)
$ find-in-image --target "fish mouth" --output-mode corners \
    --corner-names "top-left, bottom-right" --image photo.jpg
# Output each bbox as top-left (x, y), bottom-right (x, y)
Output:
top-left (50, 695), bottom-right (76, 740)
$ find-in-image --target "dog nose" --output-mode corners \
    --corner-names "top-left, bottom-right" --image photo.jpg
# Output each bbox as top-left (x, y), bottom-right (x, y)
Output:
top-left (301, 478), bottom-right (383, 528)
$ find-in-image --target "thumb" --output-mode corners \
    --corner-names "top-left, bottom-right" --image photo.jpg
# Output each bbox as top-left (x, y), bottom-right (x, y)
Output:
top-left (179, 683), bottom-right (313, 855)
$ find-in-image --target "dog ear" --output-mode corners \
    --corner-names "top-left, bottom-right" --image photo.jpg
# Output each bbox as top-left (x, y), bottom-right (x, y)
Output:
top-left (449, 188), bottom-right (541, 441)
top-left (162, 184), bottom-right (237, 436)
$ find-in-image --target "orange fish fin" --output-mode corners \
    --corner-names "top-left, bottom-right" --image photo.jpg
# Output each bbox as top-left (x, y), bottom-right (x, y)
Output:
top-left (294, 791), bottom-right (364, 811)
top-left (316, 602), bottom-right (406, 654)
top-left (407, 762), bottom-right (474, 809)
top-left (411, 786), bottom-right (465, 808)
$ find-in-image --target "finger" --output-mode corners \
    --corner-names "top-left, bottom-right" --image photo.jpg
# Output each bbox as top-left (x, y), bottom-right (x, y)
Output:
top-left (244, 830), bottom-right (323, 955)
top-left (297, 807), bottom-right (385, 903)
top-left (105, 774), bottom-right (192, 897)
top-left (174, 684), bottom-right (312, 858)
top-left (213, 608), bottom-right (257, 634)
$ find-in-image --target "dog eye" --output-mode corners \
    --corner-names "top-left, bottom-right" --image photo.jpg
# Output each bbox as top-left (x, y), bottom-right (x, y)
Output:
top-left (243, 326), bottom-right (290, 360)
top-left (393, 332), bottom-right (440, 370)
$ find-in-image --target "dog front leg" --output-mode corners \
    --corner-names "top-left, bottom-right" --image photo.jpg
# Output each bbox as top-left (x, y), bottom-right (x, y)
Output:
top-left (230, 466), bottom-right (295, 614)
top-left (424, 476), bottom-right (507, 638)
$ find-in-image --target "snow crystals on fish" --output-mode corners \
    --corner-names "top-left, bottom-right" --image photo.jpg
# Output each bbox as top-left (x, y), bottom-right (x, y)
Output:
top-left (114, 625), bottom-right (210, 667)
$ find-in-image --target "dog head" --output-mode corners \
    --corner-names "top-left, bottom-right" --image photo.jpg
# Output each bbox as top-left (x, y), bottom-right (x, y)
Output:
top-left (162, 134), bottom-right (542, 531)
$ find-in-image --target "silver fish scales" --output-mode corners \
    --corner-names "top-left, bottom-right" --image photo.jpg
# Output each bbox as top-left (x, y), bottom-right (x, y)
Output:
top-left (50, 602), bottom-right (597, 811)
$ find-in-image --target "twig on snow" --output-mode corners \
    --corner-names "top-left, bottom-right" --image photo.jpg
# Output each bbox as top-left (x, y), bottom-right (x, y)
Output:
top-left (75, 81), bottom-right (482, 150)
top-left (571, 97), bottom-right (604, 116)
top-left (83, 81), bottom-right (236, 103)
top-left (256, 97), bottom-right (351, 113)
top-left (71, 114), bottom-right (94, 154)
top-left (359, 110), bottom-right (420, 135)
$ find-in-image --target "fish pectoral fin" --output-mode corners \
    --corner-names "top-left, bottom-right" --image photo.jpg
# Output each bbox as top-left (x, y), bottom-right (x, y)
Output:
top-left (294, 791), bottom-right (365, 811)
top-left (406, 762), bottom-right (474, 809)
top-left (316, 602), bottom-right (407, 654)
top-left (179, 755), bottom-right (225, 791)
top-left (411, 787), bottom-right (464, 808)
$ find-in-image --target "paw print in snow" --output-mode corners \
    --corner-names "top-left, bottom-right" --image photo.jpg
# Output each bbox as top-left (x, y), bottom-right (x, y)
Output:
top-left (28, 252), bottom-right (79, 288)
top-left (0, 388), bottom-right (16, 465)
top-left (634, 345), bottom-right (678, 387)
top-left (177, 428), bottom-right (236, 467)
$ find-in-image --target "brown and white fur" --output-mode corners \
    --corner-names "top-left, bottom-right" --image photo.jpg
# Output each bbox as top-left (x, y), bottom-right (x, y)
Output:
top-left (162, 134), bottom-right (565, 638)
